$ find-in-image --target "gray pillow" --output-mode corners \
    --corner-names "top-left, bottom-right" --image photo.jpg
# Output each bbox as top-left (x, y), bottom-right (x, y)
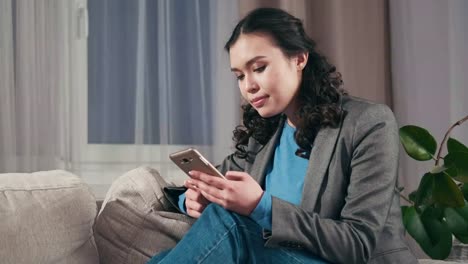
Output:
top-left (94, 166), bottom-right (194, 264)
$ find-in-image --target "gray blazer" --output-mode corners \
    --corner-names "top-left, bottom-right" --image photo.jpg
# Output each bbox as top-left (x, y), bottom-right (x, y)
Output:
top-left (216, 96), bottom-right (417, 264)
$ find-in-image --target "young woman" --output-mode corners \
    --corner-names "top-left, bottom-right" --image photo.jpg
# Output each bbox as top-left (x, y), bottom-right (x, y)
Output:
top-left (147, 7), bottom-right (417, 264)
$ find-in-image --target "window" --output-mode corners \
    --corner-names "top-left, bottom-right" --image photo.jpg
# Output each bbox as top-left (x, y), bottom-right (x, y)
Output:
top-left (88, 0), bottom-right (213, 145)
top-left (75, 0), bottom-right (240, 198)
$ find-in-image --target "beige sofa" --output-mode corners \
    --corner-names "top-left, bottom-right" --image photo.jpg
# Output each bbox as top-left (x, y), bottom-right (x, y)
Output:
top-left (0, 170), bottom-right (98, 264)
top-left (0, 168), bottom-right (463, 264)
top-left (0, 167), bottom-right (191, 264)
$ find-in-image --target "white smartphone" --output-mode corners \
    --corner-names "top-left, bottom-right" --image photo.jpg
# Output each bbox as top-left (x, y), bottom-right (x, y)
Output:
top-left (169, 148), bottom-right (226, 179)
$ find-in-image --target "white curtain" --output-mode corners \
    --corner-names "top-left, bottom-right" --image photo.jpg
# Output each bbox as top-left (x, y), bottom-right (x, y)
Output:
top-left (0, 0), bottom-right (15, 171)
top-left (0, 0), bottom-right (85, 173)
top-left (86, 0), bottom-right (239, 151)
top-left (390, 0), bottom-right (468, 196)
top-left (0, 0), bottom-right (240, 198)
top-left (82, 0), bottom-right (240, 193)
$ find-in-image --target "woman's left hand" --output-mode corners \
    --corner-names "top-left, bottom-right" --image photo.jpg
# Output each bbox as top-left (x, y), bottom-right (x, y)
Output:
top-left (187, 170), bottom-right (264, 216)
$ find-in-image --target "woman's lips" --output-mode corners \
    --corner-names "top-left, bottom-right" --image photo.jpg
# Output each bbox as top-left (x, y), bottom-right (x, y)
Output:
top-left (251, 96), bottom-right (268, 108)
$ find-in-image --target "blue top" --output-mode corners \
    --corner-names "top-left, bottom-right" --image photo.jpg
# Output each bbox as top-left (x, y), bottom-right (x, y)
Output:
top-left (178, 122), bottom-right (309, 230)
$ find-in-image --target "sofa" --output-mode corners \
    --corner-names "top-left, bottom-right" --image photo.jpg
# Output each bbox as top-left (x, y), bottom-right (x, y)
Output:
top-left (0, 170), bottom-right (98, 264)
top-left (0, 167), bottom-right (463, 263)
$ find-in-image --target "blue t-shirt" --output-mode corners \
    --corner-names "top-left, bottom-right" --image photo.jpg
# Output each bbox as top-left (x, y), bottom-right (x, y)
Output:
top-left (178, 122), bottom-right (309, 231)
top-left (249, 122), bottom-right (309, 230)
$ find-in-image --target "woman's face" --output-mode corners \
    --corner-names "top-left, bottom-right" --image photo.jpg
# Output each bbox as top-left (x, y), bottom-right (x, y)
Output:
top-left (229, 33), bottom-right (307, 120)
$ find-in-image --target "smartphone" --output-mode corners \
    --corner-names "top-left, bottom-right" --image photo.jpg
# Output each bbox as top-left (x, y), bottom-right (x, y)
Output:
top-left (169, 148), bottom-right (225, 179)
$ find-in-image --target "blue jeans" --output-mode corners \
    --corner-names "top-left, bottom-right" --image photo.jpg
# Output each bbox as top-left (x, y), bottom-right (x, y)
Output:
top-left (147, 203), bottom-right (328, 264)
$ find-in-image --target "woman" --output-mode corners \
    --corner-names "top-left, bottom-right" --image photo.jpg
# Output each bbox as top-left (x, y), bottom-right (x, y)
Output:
top-left (148, 7), bottom-right (417, 264)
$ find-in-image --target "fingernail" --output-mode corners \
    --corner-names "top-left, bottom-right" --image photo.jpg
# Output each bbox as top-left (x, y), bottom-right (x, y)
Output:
top-left (188, 171), bottom-right (194, 176)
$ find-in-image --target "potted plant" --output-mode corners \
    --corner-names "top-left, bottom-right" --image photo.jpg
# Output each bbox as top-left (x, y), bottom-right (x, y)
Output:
top-left (399, 115), bottom-right (468, 260)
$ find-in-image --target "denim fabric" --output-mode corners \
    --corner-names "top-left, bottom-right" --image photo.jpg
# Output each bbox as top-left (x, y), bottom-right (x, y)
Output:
top-left (147, 204), bottom-right (328, 264)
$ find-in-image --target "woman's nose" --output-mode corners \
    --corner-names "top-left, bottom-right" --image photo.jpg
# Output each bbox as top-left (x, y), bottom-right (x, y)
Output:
top-left (244, 75), bottom-right (259, 93)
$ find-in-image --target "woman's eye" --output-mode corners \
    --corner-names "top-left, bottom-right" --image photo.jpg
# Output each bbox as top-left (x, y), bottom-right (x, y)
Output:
top-left (254, 66), bottom-right (266, 73)
top-left (236, 74), bottom-right (245, 81)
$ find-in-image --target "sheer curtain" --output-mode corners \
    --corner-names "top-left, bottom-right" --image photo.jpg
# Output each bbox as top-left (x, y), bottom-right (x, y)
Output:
top-left (0, 0), bottom-right (86, 173)
top-left (390, 0), bottom-right (468, 257)
top-left (390, 0), bottom-right (468, 198)
top-left (88, 0), bottom-right (217, 146)
top-left (81, 0), bottom-right (240, 194)
top-left (87, 0), bottom-right (239, 149)
top-left (0, 0), bottom-right (15, 171)
top-left (0, 0), bottom-right (240, 198)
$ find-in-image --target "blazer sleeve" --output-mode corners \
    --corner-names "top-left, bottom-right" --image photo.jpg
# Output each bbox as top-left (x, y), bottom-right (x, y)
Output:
top-left (264, 104), bottom-right (400, 264)
top-left (216, 153), bottom-right (246, 174)
top-left (216, 138), bottom-right (260, 174)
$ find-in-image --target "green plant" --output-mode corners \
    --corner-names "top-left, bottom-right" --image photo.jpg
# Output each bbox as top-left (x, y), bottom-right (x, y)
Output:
top-left (399, 115), bottom-right (468, 259)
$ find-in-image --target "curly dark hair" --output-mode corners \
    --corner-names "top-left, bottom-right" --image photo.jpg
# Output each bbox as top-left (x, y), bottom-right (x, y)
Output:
top-left (225, 8), bottom-right (345, 159)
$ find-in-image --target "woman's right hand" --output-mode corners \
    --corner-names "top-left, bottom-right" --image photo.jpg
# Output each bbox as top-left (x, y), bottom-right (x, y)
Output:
top-left (184, 180), bottom-right (210, 218)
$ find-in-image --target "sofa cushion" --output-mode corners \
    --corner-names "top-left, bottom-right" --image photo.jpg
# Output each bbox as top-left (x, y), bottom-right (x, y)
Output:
top-left (94, 166), bottom-right (195, 264)
top-left (0, 170), bottom-right (99, 264)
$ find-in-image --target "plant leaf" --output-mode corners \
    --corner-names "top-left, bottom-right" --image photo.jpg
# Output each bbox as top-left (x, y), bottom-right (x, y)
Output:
top-left (401, 205), bottom-right (410, 221)
top-left (403, 206), bottom-right (431, 249)
top-left (425, 206), bottom-right (444, 220)
top-left (403, 206), bottom-right (452, 259)
top-left (463, 184), bottom-right (468, 202)
top-left (445, 152), bottom-right (468, 183)
top-left (421, 208), bottom-right (453, 259)
top-left (433, 172), bottom-right (465, 207)
top-left (445, 166), bottom-right (459, 180)
top-left (409, 191), bottom-right (417, 203)
top-left (448, 138), bottom-right (468, 154)
top-left (399, 125), bottom-right (437, 161)
top-left (454, 234), bottom-right (468, 244)
top-left (444, 206), bottom-right (468, 243)
top-left (415, 173), bottom-right (434, 206)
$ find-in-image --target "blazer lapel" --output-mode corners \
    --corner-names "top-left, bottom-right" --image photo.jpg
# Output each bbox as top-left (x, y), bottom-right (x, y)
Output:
top-left (249, 119), bottom-right (284, 185)
top-left (302, 98), bottom-right (345, 210)
top-left (301, 126), bottom-right (342, 210)
top-left (248, 101), bottom-right (344, 209)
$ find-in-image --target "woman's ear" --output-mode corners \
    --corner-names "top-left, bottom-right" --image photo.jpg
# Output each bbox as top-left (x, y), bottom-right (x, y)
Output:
top-left (295, 52), bottom-right (309, 71)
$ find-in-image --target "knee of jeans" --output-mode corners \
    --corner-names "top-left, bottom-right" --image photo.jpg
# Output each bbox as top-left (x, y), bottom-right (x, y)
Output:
top-left (203, 203), bottom-right (243, 224)
top-left (202, 204), bottom-right (257, 236)
top-left (204, 203), bottom-right (231, 218)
